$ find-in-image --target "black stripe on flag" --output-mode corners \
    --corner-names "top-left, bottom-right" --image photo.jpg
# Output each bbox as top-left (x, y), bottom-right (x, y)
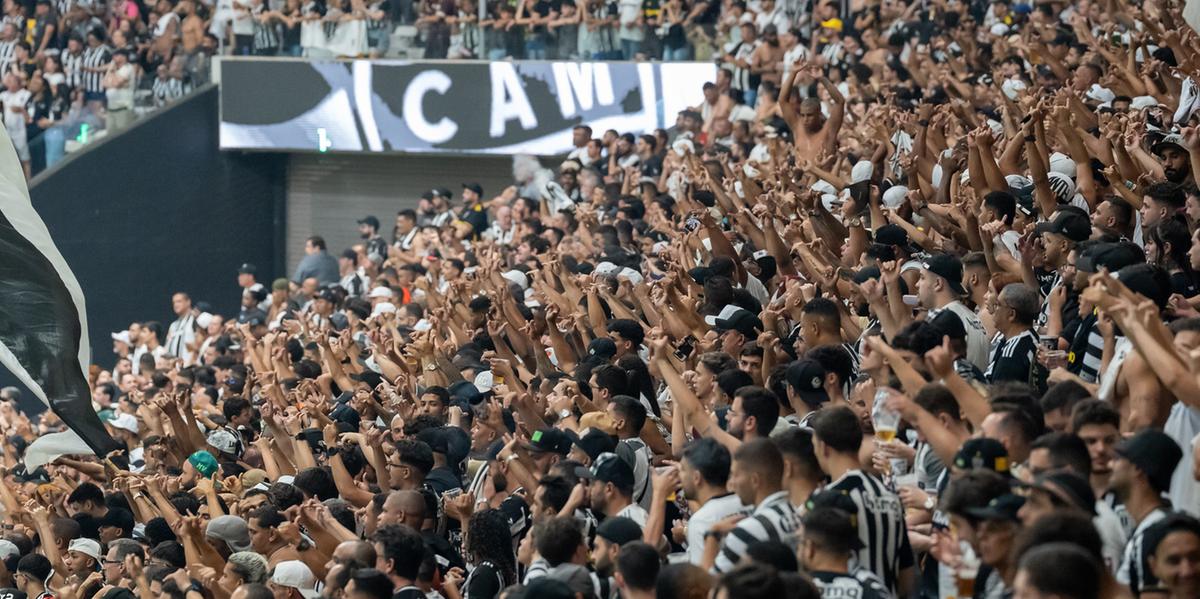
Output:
top-left (0, 152), bottom-right (121, 459)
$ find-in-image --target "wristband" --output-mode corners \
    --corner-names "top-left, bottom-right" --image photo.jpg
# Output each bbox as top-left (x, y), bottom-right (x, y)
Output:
top-left (1023, 134), bottom-right (1036, 142)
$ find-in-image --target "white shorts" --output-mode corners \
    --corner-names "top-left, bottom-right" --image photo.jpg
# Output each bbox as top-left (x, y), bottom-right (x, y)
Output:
top-left (10, 134), bottom-right (28, 161)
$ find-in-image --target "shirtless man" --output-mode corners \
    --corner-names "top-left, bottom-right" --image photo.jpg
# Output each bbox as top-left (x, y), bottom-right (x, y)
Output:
top-left (780, 60), bottom-right (845, 163)
top-left (180, 0), bottom-right (205, 54)
top-left (750, 24), bottom-right (785, 88)
top-left (694, 76), bottom-right (734, 137)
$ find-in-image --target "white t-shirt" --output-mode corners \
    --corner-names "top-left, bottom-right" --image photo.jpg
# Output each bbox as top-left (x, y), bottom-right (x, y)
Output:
top-left (616, 503), bottom-right (649, 527)
top-left (686, 493), bottom-right (748, 565)
top-left (105, 63), bottom-right (135, 108)
top-left (1166, 403), bottom-right (1200, 517)
top-left (617, 0), bottom-right (643, 42)
top-left (0, 88), bottom-right (28, 138)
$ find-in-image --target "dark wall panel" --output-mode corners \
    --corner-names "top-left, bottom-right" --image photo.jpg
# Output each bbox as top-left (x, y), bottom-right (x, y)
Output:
top-left (1, 86), bottom-right (286, 414)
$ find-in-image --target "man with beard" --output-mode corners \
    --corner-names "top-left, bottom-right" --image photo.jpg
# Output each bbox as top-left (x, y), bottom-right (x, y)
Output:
top-left (1154, 134), bottom-right (1193, 184)
top-left (749, 24), bottom-right (784, 88)
top-left (357, 215), bottom-right (388, 261)
top-left (707, 439), bottom-right (797, 573)
top-left (917, 253), bottom-right (989, 370)
top-left (1113, 429), bottom-right (1182, 596)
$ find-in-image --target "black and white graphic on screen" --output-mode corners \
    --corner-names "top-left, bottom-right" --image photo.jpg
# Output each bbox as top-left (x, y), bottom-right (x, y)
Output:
top-left (219, 59), bottom-right (716, 155)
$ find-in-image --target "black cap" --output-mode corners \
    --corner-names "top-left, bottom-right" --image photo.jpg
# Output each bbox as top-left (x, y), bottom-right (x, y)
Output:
top-left (1116, 429), bottom-right (1183, 494)
top-left (357, 215), bottom-right (381, 230)
top-left (874, 224), bottom-right (909, 247)
top-left (574, 451), bottom-right (634, 489)
top-left (1023, 471), bottom-right (1097, 515)
top-left (237, 263), bottom-right (257, 275)
top-left (704, 305), bottom-right (763, 338)
top-left (1116, 263), bottom-right (1170, 309)
top-left (1035, 211), bottom-right (1091, 242)
top-left (965, 494), bottom-right (1025, 522)
top-left (803, 492), bottom-right (865, 550)
top-left (595, 516), bottom-right (643, 545)
top-left (921, 253), bottom-right (967, 296)
top-left (462, 182), bottom-right (484, 196)
top-left (928, 310), bottom-right (967, 341)
top-left (572, 428), bottom-right (617, 462)
top-left (525, 428), bottom-right (572, 455)
top-left (587, 338), bottom-right (617, 361)
top-left (448, 379), bottom-right (485, 405)
top-left (785, 359), bottom-right (829, 408)
top-left (953, 438), bottom-right (1010, 474)
top-left (1076, 242), bottom-right (1145, 274)
top-left (237, 308), bottom-right (268, 326)
top-left (316, 287), bottom-right (339, 303)
top-left (98, 507), bottom-right (135, 535)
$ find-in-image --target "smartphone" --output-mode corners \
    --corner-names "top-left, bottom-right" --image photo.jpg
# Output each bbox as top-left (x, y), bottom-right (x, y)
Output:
top-left (674, 335), bottom-right (696, 360)
top-left (684, 216), bottom-right (701, 232)
top-left (1039, 334), bottom-right (1058, 350)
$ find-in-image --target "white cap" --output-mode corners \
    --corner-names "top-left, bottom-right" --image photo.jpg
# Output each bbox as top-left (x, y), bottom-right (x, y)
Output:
top-left (196, 312), bottom-right (214, 330)
top-left (882, 185), bottom-right (908, 209)
top-left (68, 538), bottom-right (102, 561)
top-left (413, 318), bottom-right (432, 332)
top-left (1001, 77), bottom-right (1027, 100)
top-left (368, 286), bottom-right (393, 299)
top-left (107, 412), bottom-right (139, 434)
top-left (703, 304), bottom-right (745, 327)
top-left (474, 370), bottom-right (495, 392)
top-left (1005, 174), bottom-right (1033, 189)
top-left (1130, 95), bottom-right (1161, 110)
top-left (990, 23), bottom-right (1009, 36)
top-left (1048, 152), bottom-right (1076, 178)
top-left (271, 561), bottom-right (320, 598)
top-left (207, 429), bottom-right (239, 455)
top-left (617, 268), bottom-right (644, 286)
top-left (672, 138), bottom-right (695, 156)
top-left (0, 539), bottom-right (19, 560)
top-left (810, 180), bottom-right (837, 196)
top-left (850, 160), bottom-right (873, 184)
top-left (501, 270), bottom-right (529, 290)
top-left (277, 475), bottom-right (296, 485)
top-left (594, 261), bottom-right (621, 276)
top-left (1086, 84), bottom-right (1116, 104)
top-left (372, 302), bottom-right (397, 317)
top-left (111, 331), bottom-right (131, 345)
top-left (742, 162), bottom-right (761, 178)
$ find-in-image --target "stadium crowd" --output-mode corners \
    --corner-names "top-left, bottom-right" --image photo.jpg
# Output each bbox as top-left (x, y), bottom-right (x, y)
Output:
top-left (8, 0), bottom-right (1200, 598)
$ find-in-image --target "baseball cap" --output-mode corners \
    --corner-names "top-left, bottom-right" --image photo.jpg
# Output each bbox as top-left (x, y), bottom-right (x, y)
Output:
top-left (0, 540), bottom-right (19, 560)
top-left (67, 538), bottom-right (102, 561)
top-left (704, 305), bottom-right (764, 338)
top-left (106, 412), bottom-right (138, 434)
top-left (1035, 210), bottom-right (1091, 242)
top-left (206, 515), bottom-right (253, 552)
top-left (1022, 471), bottom-right (1097, 515)
top-left (571, 428), bottom-right (617, 462)
top-left (271, 561), bottom-right (320, 598)
top-left (240, 469), bottom-right (269, 490)
top-left (110, 331), bottom-right (131, 345)
top-left (357, 215), bottom-right (381, 230)
top-left (595, 516), bottom-right (643, 545)
top-left (207, 429), bottom-right (240, 455)
top-left (367, 286), bottom-right (394, 299)
top-left (1076, 242), bottom-right (1145, 274)
top-left (462, 182), bottom-right (484, 196)
top-left (574, 452), bottom-right (634, 490)
top-left (953, 438), bottom-right (1010, 474)
top-left (237, 263), bottom-right (257, 275)
top-left (1116, 263), bottom-right (1170, 309)
top-left (1115, 429), bottom-right (1183, 494)
top-left (587, 338), bottom-right (617, 360)
top-left (921, 253), bottom-right (967, 296)
top-left (820, 17), bottom-right (842, 31)
top-left (524, 428), bottom-right (571, 455)
top-left (188, 449), bottom-right (220, 478)
top-left (1152, 133), bottom-right (1187, 156)
top-left (965, 494), bottom-right (1025, 522)
top-left (237, 308), bottom-right (268, 326)
top-left (98, 507), bottom-right (135, 537)
top-left (785, 359), bottom-right (829, 408)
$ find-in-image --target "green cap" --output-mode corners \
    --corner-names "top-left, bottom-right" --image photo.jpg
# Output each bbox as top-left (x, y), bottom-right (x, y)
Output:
top-left (188, 450), bottom-right (219, 478)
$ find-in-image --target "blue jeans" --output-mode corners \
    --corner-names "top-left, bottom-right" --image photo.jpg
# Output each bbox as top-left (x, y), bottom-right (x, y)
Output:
top-left (525, 38), bottom-right (547, 59)
top-left (488, 48), bottom-right (507, 60)
top-left (662, 45), bottom-right (690, 61)
top-left (620, 38), bottom-right (640, 60)
top-left (742, 88), bottom-right (758, 108)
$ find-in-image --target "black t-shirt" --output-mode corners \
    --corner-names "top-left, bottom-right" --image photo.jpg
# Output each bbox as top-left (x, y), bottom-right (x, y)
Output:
top-left (393, 587), bottom-right (423, 599)
top-left (810, 570), bottom-right (889, 599)
top-left (73, 512), bottom-right (101, 540)
top-left (465, 561), bottom-right (505, 599)
top-left (1170, 271), bottom-right (1198, 298)
top-left (639, 153), bottom-right (663, 179)
top-left (986, 330), bottom-right (1045, 391)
